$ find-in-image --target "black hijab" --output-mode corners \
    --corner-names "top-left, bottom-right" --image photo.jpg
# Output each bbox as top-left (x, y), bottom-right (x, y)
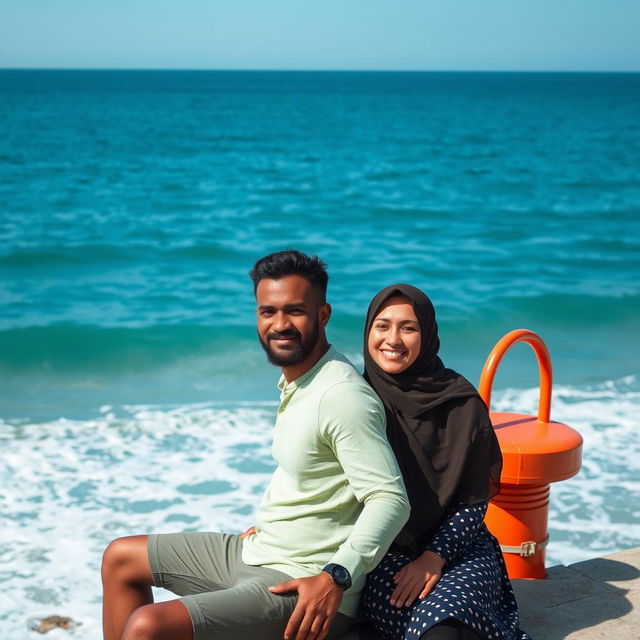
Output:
top-left (364, 284), bottom-right (502, 554)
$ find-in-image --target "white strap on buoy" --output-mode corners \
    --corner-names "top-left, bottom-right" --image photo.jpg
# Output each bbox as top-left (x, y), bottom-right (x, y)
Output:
top-left (500, 535), bottom-right (549, 557)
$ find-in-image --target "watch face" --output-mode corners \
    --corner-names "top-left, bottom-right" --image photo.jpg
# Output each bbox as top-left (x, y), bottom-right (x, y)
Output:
top-left (333, 565), bottom-right (350, 585)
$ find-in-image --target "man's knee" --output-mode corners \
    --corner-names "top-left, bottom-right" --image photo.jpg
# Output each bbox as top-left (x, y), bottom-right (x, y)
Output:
top-left (121, 604), bottom-right (161, 640)
top-left (122, 602), bottom-right (193, 640)
top-left (102, 535), bottom-right (150, 584)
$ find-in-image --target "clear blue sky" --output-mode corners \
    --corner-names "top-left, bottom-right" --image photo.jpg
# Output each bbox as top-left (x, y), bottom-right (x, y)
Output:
top-left (1, 0), bottom-right (639, 71)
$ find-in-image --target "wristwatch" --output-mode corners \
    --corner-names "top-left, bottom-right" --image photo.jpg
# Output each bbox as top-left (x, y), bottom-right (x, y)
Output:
top-left (322, 563), bottom-right (352, 590)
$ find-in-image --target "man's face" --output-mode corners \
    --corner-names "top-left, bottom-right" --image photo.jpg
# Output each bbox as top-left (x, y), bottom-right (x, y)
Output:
top-left (255, 275), bottom-right (328, 367)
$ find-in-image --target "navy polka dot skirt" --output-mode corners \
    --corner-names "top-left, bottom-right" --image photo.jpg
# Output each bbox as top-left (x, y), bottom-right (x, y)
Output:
top-left (362, 503), bottom-right (530, 640)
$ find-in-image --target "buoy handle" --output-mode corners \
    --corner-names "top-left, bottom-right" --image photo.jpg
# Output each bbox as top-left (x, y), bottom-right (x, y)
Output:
top-left (479, 329), bottom-right (553, 423)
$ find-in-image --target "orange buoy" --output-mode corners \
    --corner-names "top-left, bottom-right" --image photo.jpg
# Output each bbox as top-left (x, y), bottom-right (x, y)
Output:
top-left (479, 329), bottom-right (583, 579)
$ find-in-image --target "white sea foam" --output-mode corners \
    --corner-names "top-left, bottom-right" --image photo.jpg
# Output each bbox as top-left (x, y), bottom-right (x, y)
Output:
top-left (0, 403), bottom-right (277, 637)
top-left (490, 375), bottom-right (640, 566)
top-left (1, 378), bottom-right (639, 637)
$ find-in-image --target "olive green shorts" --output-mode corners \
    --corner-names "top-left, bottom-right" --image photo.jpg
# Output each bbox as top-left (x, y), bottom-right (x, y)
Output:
top-left (148, 532), bottom-right (354, 640)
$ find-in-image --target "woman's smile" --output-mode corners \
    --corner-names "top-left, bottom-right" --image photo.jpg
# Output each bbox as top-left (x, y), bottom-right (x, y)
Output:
top-left (380, 349), bottom-right (408, 360)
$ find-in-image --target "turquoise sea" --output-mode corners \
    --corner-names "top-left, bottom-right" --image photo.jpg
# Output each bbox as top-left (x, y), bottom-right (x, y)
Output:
top-left (1, 70), bottom-right (639, 636)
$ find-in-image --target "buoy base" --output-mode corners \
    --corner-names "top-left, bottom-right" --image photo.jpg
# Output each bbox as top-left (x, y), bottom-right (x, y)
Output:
top-left (486, 483), bottom-right (550, 579)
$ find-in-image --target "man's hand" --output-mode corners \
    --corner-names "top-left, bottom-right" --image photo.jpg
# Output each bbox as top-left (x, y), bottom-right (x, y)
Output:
top-left (390, 550), bottom-right (444, 608)
top-left (239, 526), bottom-right (256, 539)
top-left (268, 571), bottom-right (344, 640)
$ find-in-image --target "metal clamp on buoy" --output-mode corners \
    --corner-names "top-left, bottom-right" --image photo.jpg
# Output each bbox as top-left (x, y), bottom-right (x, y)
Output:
top-left (479, 330), bottom-right (583, 580)
top-left (500, 535), bottom-right (549, 558)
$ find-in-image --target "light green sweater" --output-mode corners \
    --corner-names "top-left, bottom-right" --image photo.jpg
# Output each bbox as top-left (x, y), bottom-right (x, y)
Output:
top-left (242, 346), bottom-right (410, 616)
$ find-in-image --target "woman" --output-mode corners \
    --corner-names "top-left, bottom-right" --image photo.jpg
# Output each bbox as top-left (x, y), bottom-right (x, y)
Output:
top-left (361, 284), bottom-right (528, 640)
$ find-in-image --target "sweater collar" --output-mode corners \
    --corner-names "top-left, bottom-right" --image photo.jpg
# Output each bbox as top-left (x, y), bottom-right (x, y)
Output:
top-left (277, 344), bottom-right (335, 393)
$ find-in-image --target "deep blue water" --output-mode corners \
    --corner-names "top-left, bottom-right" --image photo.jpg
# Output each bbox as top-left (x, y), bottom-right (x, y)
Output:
top-left (1, 71), bottom-right (640, 636)
top-left (1, 70), bottom-right (639, 418)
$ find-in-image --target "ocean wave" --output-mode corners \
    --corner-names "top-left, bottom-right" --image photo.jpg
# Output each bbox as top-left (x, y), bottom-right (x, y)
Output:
top-left (0, 378), bottom-right (638, 636)
top-left (2, 285), bottom-right (639, 376)
top-left (0, 324), bottom-right (257, 374)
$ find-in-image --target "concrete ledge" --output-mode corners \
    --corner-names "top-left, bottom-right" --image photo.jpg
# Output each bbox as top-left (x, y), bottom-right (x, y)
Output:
top-left (342, 547), bottom-right (640, 639)
top-left (512, 546), bottom-right (640, 639)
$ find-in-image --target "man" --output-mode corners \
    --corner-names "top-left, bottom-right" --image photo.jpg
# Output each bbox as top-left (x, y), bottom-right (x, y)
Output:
top-left (101, 249), bottom-right (409, 640)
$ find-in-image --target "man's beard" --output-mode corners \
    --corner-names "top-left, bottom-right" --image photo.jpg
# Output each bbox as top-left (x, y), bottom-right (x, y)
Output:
top-left (259, 322), bottom-right (320, 367)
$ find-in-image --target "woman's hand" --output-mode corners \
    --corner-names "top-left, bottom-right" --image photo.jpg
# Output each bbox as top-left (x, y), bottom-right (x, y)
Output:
top-left (390, 551), bottom-right (445, 608)
top-left (239, 525), bottom-right (256, 539)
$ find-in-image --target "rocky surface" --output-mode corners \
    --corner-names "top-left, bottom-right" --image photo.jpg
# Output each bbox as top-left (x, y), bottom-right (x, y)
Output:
top-left (30, 616), bottom-right (78, 634)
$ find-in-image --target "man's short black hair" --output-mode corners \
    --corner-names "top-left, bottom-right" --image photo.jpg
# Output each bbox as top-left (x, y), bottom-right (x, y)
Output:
top-left (249, 249), bottom-right (328, 300)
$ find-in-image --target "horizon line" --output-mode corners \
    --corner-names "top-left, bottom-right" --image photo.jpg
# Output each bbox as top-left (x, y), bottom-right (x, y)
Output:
top-left (2, 67), bottom-right (639, 74)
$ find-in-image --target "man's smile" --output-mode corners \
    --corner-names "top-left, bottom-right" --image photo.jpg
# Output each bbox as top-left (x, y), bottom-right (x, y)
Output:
top-left (268, 330), bottom-right (300, 340)
top-left (272, 337), bottom-right (298, 346)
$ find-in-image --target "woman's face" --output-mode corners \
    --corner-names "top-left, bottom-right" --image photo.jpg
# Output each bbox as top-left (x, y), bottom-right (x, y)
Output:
top-left (368, 295), bottom-right (421, 374)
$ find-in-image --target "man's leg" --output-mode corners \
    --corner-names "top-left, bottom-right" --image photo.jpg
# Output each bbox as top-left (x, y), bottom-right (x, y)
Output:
top-left (102, 535), bottom-right (155, 640)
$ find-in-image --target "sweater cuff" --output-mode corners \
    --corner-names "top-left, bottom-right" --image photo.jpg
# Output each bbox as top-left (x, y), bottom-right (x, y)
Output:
top-left (326, 547), bottom-right (371, 587)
